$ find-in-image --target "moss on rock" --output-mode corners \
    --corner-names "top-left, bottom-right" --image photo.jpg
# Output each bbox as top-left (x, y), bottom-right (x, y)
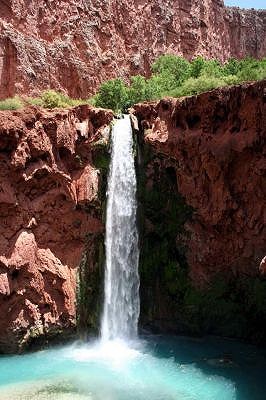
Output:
top-left (76, 129), bottom-right (111, 337)
top-left (137, 138), bottom-right (266, 343)
top-left (77, 233), bottom-right (105, 337)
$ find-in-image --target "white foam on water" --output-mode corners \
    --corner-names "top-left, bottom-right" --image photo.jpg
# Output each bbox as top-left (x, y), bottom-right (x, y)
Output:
top-left (69, 339), bottom-right (141, 369)
top-left (63, 339), bottom-right (236, 400)
top-left (0, 339), bottom-right (237, 400)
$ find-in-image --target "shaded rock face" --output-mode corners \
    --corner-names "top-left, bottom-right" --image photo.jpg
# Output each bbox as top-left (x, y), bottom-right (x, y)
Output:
top-left (133, 80), bottom-right (266, 341)
top-left (0, 105), bottom-right (113, 353)
top-left (0, 0), bottom-right (265, 99)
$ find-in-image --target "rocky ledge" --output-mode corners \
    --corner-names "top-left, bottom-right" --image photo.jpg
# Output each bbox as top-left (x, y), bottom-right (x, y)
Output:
top-left (0, 104), bottom-right (113, 353)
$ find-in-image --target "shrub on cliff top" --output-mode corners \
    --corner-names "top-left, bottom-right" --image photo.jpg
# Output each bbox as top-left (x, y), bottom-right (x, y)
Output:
top-left (27, 90), bottom-right (90, 109)
top-left (127, 75), bottom-right (153, 105)
top-left (190, 56), bottom-right (207, 78)
top-left (94, 55), bottom-right (265, 111)
top-left (0, 91), bottom-right (91, 111)
top-left (236, 57), bottom-right (266, 81)
top-left (95, 78), bottom-right (128, 112)
top-left (0, 96), bottom-right (23, 111)
top-left (152, 54), bottom-right (191, 86)
top-left (40, 90), bottom-right (70, 108)
top-left (1, 56), bottom-right (265, 113)
top-left (171, 76), bottom-right (228, 97)
top-left (26, 97), bottom-right (44, 107)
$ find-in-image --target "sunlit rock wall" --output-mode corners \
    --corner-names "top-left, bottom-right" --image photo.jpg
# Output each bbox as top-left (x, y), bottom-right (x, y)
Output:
top-left (0, 104), bottom-right (113, 352)
top-left (0, 0), bottom-right (265, 99)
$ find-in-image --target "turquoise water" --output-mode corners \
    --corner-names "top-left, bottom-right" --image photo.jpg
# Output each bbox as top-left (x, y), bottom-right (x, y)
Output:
top-left (0, 335), bottom-right (265, 400)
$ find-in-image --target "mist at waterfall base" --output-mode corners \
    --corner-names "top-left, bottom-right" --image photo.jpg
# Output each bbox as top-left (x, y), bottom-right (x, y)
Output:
top-left (1, 117), bottom-right (266, 400)
top-left (1, 336), bottom-right (266, 400)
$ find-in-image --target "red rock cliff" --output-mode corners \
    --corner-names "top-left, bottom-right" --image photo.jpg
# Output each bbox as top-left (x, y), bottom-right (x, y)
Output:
top-left (0, 81), bottom-right (265, 350)
top-left (131, 81), bottom-right (266, 340)
top-left (133, 80), bottom-right (266, 287)
top-left (0, 104), bottom-right (113, 352)
top-left (0, 0), bottom-right (265, 99)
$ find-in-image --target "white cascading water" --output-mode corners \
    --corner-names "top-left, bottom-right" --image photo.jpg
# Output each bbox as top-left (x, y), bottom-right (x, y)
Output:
top-left (101, 115), bottom-right (140, 342)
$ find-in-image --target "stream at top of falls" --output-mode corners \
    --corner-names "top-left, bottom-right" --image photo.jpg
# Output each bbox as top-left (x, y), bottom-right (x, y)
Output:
top-left (0, 116), bottom-right (266, 400)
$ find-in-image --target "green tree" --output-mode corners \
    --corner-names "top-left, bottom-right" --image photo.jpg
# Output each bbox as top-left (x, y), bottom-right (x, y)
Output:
top-left (127, 75), bottom-right (151, 106)
top-left (146, 71), bottom-right (176, 98)
top-left (91, 55), bottom-right (266, 112)
top-left (223, 58), bottom-right (240, 76)
top-left (190, 56), bottom-right (207, 78)
top-left (95, 78), bottom-right (128, 112)
top-left (171, 75), bottom-right (226, 97)
top-left (151, 54), bottom-right (191, 86)
top-left (200, 59), bottom-right (223, 78)
top-left (237, 57), bottom-right (265, 81)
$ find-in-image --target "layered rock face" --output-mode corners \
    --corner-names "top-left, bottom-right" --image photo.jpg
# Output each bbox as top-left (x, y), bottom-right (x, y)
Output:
top-left (0, 0), bottom-right (265, 99)
top-left (0, 104), bottom-right (112, 352)
top-left (133, 80), bottom-right (266, 340)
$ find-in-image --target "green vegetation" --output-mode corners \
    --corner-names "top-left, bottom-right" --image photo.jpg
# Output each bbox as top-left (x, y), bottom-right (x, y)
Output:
top-left (28, 90), bottom-right (91, 108)
top-left (152, 55), bottom-right (191, 86)
top-left (93, 78), bottom-right (128, 112)
top-left (94, 55), bottom-right (266, 111)
top-left (1, 56), bottom-right (265, 112)
top-left (164, 267), bottom-right (266, 340)
top-left (0, 96), bottom-right (23, 110)
top-left (0, 90), bottom-right (92, 111)
top-left (77, 234), bottom-right (104, 335)
top-left (137, 146), bottom-right (194, 327)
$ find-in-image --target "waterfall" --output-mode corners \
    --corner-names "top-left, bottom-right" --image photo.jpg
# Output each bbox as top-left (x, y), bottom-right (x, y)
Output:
top-left (101, 115), bottom-right (140, 342)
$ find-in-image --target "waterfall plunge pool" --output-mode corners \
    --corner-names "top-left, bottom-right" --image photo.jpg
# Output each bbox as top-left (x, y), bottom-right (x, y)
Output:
top-left (0, 335), bottom-right (265, 400)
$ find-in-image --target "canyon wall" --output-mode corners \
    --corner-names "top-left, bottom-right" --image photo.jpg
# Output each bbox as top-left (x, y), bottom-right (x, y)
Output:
top-left (0, 0), bottom-right (265, 99)
top-left (0, 104), bottom-right (112, 352)
top-left (0, 80), bottom-right (265, 352)
top-left (133, 80), bottom-right (266, 342)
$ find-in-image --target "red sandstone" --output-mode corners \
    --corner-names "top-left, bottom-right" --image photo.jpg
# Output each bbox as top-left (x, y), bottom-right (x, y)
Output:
top-left (0, 0), bottom-right (265, 99)
top-left (132, 80), bottom-right (266, 286)
top-left (0, 104), bottom-right (113, 352)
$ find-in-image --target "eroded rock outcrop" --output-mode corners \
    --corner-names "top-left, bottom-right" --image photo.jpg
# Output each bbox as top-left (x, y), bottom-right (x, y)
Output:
top-left (0, 0), bottom-right (265, 99)
top-left (0, 104), bottom-right (113, 352)
top-left (133, 80), bottom-right (266, 341)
